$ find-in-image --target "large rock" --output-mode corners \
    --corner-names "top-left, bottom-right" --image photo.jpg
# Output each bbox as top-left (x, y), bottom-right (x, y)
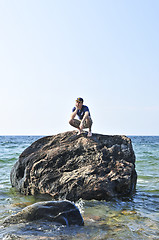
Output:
top-left (3, 200), bottom-right (84, 226)
top-left (11, 131), bottom-right (137, 201)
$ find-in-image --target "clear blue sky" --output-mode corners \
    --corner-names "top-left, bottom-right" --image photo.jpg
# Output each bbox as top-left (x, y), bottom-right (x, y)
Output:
top-left (0, 0), bottom-right (159, 136)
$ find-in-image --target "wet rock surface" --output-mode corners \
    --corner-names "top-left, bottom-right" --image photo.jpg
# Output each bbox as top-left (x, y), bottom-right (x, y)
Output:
top-left (10, 131), bottom-right (137, 201)
top-left (3, 200), bottom-right (84, 226)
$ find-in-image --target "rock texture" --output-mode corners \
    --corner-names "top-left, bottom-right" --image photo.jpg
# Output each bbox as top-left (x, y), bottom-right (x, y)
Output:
top-left (11, 131), bottom-right (137, 201)
top-left (3, 200), bottom-right (84, 226)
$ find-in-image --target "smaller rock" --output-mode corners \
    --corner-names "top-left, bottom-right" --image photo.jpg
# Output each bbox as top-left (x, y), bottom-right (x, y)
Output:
top-left (3, 200), bottom-right (84, 226)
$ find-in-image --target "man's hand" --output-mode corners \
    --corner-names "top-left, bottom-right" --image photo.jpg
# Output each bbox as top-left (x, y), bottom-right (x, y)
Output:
top-left (79, 121), bottom-right (84, 130)
top-left (75, 102), bottom-right (80, 109)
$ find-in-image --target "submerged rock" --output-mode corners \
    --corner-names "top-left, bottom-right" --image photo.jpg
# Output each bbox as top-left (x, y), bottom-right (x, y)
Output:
top-left (3, 200), bottom-right (84, 226)
top-left (10, 131), bottom-right (137, 201)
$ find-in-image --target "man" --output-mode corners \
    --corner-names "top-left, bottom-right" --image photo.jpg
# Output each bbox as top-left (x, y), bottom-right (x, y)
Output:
top-left (69, 97), bottom-right (93, 137)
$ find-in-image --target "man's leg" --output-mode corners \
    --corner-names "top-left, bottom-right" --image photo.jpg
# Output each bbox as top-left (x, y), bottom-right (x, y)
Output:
top-left (83, 117), bottom-right (93, 137)
top-left (69, 119), bottom-right (81, 133)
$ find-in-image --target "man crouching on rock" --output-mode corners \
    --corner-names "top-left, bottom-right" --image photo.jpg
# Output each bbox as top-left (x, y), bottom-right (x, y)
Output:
top-left (69, 97), bottom-right (93, 137)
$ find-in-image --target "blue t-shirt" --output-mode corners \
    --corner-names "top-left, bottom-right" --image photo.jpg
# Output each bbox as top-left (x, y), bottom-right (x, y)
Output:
top-left (72, 105), bottom-right (91, 120)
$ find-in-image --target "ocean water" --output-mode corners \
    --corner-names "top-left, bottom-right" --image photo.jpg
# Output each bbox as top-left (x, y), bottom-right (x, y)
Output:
top-left (0, 135), bottom-right (159, 240)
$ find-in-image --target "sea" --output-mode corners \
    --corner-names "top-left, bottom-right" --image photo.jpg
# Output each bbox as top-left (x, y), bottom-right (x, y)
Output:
top-left (0, 135), bottom-right (159, 240)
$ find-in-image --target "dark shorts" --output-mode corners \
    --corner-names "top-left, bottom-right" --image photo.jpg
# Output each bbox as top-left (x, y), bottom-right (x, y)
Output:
top-left (71, 117), bottom-right (93, 129)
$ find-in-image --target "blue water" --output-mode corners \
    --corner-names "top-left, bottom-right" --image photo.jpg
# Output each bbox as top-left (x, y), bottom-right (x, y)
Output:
top-left (0, 135), bottom-right (159, 239)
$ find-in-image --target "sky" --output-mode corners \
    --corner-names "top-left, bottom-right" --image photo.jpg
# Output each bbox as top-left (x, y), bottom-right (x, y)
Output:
top-left (0, 0), bottom-right (159, 136)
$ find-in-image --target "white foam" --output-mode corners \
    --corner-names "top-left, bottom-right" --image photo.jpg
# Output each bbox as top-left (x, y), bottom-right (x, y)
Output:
top-left (137, 179), bottom-right (149, 183)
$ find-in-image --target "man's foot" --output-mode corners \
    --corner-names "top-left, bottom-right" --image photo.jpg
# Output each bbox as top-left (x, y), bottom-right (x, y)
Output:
top-left (87, 132), bottom-right (92, 137)
top-left (77, 130), bottom-right (83, 135)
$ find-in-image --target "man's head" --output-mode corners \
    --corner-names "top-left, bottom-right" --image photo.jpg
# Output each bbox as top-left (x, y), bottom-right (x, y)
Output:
top-left (76, 97), bottom-right (83, 103)
top-left (76, 97), bottom-right (83, 109)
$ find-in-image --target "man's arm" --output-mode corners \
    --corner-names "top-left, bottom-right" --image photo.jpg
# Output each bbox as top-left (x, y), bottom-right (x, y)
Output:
top-left (81, 111), bottom-right (89, 124)
top-left (70, 107), bottom-right (78, 119)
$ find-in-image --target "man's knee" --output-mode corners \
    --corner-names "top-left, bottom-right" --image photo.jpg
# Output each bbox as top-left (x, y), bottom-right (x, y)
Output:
top-left (69, 119), bottom-right (74, 126)
top-left (83, 117), bottom-right (93, 128)
top-left (69, 119), bottom-right (80, 128)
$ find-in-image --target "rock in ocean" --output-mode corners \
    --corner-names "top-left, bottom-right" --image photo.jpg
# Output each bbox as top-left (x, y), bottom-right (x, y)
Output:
top-left (10, 131), bottom-right (137, 201)
top-left (3, 200), bottom-right (84, 226)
